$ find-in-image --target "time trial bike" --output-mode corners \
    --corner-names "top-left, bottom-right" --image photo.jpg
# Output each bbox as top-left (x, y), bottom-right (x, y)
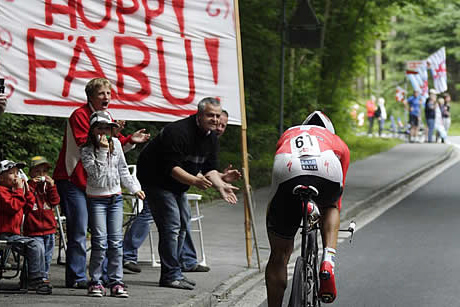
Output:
top-left (288, 185), bottom-right (355, 307)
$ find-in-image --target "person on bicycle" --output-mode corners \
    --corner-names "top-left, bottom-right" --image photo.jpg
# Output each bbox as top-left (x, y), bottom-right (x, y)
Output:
top-left (265, 111), bottom-right (350, 306)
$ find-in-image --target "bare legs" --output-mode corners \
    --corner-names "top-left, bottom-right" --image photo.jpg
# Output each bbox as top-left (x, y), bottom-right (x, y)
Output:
top-left (265, 233), bottom-right (294, 307)
top-left (320, 207), bottom-right (340, 249)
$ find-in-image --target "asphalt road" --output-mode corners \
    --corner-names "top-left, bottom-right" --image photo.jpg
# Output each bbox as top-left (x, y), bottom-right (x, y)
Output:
top-left (236, 140), bottom-right (460, 307)
top-left (334, 159), bottom-right (460, 307)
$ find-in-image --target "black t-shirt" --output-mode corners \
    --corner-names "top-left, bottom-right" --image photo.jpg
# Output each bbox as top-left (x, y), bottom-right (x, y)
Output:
top-left (137, 115), bottom-right (219, 193)
top-left (425, 98), bottom-right (435, 120)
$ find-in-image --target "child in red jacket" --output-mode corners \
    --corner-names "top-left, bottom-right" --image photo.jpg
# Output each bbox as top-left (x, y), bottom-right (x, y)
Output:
top-left (24, 156), bottom-right (60, 281)
top-left (0, 159), bottom-right (52, 294)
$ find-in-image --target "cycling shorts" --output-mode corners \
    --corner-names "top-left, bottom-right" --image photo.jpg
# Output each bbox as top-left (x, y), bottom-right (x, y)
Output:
top-left (409, 114), bottom-right (419, 127)
top-left (266, 175), bottom-right (342, 240)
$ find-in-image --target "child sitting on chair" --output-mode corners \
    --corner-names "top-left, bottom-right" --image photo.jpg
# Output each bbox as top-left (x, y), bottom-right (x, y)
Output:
top-left (23, 156), bottom-right (60, 281)
top-left (81, 111), bottom-right (145, 298)
top-left (0, 159), bottom-right (52, 294)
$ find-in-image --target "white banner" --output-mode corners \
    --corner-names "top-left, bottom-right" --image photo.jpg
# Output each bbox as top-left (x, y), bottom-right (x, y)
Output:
top-left (427, 47), bottom-right (447, 94)
top-left (0, 0), bottom-right (242, 125)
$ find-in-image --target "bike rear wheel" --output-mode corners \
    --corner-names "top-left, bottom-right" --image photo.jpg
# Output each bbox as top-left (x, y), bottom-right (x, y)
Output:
top-left (289, 256), bottom-right (305, 307)
top-left (306, 230), bottom-right (321, 307)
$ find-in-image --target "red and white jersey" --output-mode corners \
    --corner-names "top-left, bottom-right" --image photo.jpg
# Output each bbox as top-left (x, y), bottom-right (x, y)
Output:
top-left (269, 125), bottom-right (350, 207)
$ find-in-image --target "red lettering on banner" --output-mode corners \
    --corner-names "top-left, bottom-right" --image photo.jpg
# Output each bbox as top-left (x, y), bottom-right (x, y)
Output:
top-left (205, 38), bottom-right (219, 84)
top-left (116, 0), bottom-right (140, 34)
top-left (172, 0), bottom-right (185, 38)
top-left (157, 37), bottom-right (195, 105)
top-left (45, 0), bottom-right (77, 28)
top-left (27, 29), bottom-right (65, 92)
top-left (63, 37), bottom-right (108, 97)
top-left (206, 0), bottom-right (230, 18)
top-left (0, 27), bottom-right (13, 51)
top-left (77, 0), bottom-right (112, 30)
top-left (142, 0), bottom-right (165, 36)
top-left (114, 36), bottom-right (151, 101)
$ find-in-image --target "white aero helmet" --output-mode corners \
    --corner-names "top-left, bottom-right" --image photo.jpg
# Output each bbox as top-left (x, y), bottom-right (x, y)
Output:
top-left (302, 111), bottom-right (335, 134)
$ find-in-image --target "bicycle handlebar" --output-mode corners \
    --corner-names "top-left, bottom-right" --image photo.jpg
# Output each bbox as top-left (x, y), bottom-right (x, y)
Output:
top-left (339, 220), bottom-right (356, 243)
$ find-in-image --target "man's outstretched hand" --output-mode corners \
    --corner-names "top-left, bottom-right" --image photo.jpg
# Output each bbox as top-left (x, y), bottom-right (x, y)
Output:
top-left (221, 164), bottom-right (242, 183)
top-left (218, 183), bottom-right (239, 204)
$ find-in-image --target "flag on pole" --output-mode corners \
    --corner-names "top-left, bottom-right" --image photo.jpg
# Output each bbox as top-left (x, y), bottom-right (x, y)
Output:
top-left (395, 86), bottom-right (406, 102)
top-left (416, 61), bottom-right (429, 99)
top-left (406, 70), bottom-right (427, 99)
top-left (427, 47), bottom-right (447, 93)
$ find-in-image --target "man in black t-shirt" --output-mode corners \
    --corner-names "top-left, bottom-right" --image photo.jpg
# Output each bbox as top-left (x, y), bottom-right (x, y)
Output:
top-left (137, 97), bottom-right (237, 290)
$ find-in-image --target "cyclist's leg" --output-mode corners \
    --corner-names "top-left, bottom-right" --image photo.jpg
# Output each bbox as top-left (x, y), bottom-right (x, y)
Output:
top-left (265, 177), bottom-right (303, 307)
top-left (318, 202), bottom-right (340, 303)
top-left (320, 204), bottom-right (340, 250)
top-left (265, 232), bottom-right (294, 307)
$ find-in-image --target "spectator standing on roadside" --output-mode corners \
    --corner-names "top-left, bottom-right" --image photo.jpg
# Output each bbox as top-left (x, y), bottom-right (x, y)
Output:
top-left (407, 90), bottom-right (422, 142)
top-left (435, 97), bottom-right (447, 143)
top-left (442, 93), bottom-right (452, 135)
top-left (375, 97), bottom-right (387, 137)
top-left (124, 108), bottom-right (240, 274)
top-left (366, 95), bottom-right (377, 136)
top-left (23, 156), bottom-right (60, 281)
top-left (53, 77), bottom-right (150, 289)
top-left (424, 90), bottom-right (437, 143)
top-left (81, 111), bottom-right (145, 298)
top-left (137, 97), bottom-right (238, 290)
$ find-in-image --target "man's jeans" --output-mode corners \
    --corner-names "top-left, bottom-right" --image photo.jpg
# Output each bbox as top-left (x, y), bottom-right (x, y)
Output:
top-left (147, 186), bottom-right (190, 283)
top-left (34, 234), bottom-right (55, 279)
top-left (123, 202), bottom-right (154, 264)
top-left (180, 225), bottom-right (198, 271)
top-left (88, 195), bottom-right (124, 287)
top-left (123, 199), bottom-right (198, 269)
top-left (56, 180), bottom-right (88, 286)
top-left (0, 233), bottom-right (46, 281)
top-left (427, 118), bottom-right (435, 142)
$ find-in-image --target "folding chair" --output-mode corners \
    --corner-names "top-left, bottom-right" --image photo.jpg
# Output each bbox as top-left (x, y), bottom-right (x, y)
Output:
top-left (55, 206), bottom-right (67, 265)
top-left (123, 165), bottom-right (160, 267)
top-left (0, 239), bottom-right (28, 293)
top-left (147, 193), bottom-right (207, 266)
top-left (187, 193), bottom-right (207, 266)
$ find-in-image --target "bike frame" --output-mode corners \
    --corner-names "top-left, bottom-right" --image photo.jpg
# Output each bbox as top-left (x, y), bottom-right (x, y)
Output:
top-left (289, 185), bottom-right (356, 307)
top-left (289, 185), bottom-right (321, 307)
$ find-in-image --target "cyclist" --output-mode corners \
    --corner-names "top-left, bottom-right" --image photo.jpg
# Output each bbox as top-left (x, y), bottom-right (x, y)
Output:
top-left (265, 111), bottom-right (350, 306)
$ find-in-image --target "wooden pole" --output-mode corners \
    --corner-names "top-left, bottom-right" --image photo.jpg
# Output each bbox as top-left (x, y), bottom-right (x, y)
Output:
top-left (233, 0), bottom-right (252, 267)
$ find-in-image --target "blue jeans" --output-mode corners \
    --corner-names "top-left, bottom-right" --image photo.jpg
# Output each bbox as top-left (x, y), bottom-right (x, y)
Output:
top-left (88, 195), bottom-right (124, 287)
top-left (180, 223), bottom-right (198, 270)
top-left (147, 187), bottom-right (190, 283)
top-left (0, 233), bottom-right (46, 281)
top-left (56, 180), bottom-right (88, 286)
top-left (33, 234), bottom-right (55, 279)
top-left (123, 199), bottom-right (198, 269)
top-left (123, 201), bottom-right (153, 264)
top-left (427, 118), bottom-right (435, 142)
